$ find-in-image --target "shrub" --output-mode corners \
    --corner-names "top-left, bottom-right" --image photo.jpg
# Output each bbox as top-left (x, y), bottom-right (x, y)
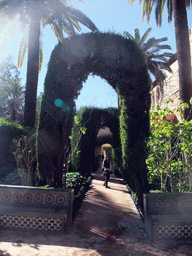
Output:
top-left (147, 100), bottom-right (192, 192)
top-left (66, 172), bottom-right (91, 196)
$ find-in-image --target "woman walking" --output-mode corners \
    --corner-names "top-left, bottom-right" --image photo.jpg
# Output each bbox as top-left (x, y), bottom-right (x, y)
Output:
top-left (102, 155), bottom-right (112, 188)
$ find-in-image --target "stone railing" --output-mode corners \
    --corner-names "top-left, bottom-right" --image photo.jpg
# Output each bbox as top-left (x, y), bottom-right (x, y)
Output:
top-left (144, 193), bottom-right (192, 240)
top-left (0, 184), bottom-right (73, 232)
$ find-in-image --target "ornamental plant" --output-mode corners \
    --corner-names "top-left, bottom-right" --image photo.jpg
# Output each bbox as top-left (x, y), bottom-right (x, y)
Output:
top-left (13, 133), bottom-right (36, 186)
top-left (66, 172), bottom-right (91, 197)
top-left (147, 99), bottom-right (192, 192)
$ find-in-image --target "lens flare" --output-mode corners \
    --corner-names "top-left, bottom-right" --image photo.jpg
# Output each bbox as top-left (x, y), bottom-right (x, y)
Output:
top-left (54, 99), bottom-right (70, 112)
top-left (54, 99), bottom-right (63, 108)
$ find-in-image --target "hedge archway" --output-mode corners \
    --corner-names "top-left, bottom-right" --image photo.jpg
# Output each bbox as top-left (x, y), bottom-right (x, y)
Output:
top-left (37, 32), bottom-right (151, 210)
top-left (71, 107), bottom-right (120, 176)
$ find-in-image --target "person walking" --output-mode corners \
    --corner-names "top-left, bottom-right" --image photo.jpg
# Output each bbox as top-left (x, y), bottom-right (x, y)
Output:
top-left (102, 155), bottom-right (112, 188)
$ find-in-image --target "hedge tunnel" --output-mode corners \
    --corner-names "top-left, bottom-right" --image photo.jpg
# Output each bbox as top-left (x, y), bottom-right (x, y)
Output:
top-left (37, 32), bottom-right (151, 210)
top-left (71, 107), bottom-right (120, 176)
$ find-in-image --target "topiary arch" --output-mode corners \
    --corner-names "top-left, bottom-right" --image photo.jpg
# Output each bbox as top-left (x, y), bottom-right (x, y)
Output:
top-left (37, 32), bottom-right (151, 210)
top-left (71, 107), bottom-right (120, 176)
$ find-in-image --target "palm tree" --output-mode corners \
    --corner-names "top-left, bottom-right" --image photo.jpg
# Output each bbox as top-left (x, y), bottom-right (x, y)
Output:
top-left (0, 0), bottom-right (98, 128)
top-left (124, 27), bottom-right (174, 87)
top-left (129, 0), bottom-right (192, 120)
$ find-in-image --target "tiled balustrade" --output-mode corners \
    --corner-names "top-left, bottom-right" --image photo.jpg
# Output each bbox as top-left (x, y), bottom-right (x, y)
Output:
top-left (144, 193), bottom-right (192, 240)
top-left (0, 185), bottom-right (74, 232)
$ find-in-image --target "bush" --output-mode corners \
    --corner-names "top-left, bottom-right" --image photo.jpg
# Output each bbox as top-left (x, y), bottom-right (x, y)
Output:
top-left (66, 172), bottom-right (92, 197)
top-left (66, 172), bottom-right (92, 219)
top-left (147, 101), bottom-right (192, 192)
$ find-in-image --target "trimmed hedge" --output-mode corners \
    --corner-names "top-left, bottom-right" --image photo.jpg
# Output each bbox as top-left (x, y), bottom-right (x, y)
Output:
top-left (37, 31), bottom-right (150, 211)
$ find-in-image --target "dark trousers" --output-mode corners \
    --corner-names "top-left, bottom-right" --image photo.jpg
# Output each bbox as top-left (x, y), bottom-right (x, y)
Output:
top-left (104, 172), bottom-right (110, 187)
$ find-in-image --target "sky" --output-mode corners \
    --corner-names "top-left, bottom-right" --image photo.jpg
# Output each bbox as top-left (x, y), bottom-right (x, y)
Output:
top-left (0, 0), bottom-right (192, 110)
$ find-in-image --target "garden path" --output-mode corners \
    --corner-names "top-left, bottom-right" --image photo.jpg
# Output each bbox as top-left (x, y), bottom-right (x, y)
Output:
top-left (0, 165), bottom-right (191, 255)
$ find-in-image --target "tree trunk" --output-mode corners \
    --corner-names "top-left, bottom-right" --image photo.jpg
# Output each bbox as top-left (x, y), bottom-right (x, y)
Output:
top-left (172, 0), bottom-right (192, 120)
top-left (24, 18), bottom-right (40, 128)
top-left (12, 105), bottom-right (16, 122)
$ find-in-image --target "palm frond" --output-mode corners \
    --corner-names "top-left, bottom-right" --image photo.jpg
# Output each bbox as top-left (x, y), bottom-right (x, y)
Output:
top-left (159, 62), bottom-right (173, 73)
top-left (155, 0), bottom-right (165, 27)
top-left (139, 27), bottom-right (152, 47)
top-left (154, 52), bottom-right (174, 59)
top-left (142, 0), bottom-right (153, 23)
top-left (147, 52), bottom-right (174, 62)
top-left (50, 22), bottom-right (64, 42)
top-left (17, 28), bottom-right (28, 68)
top-left (60, 18), bottom-right (76, 37)
top-left (147, 60), bottom-right (165, 81)
top-left (149, 44), bottom-right (172, 53)
top-left (123, 31), bottom-right (135, 41)
top-left (167, 0), bottom-right (173, 22)
top-left (64, 7), bottom-right (98, 32)
top-left (142, 37), bottom-right (168, 51)
top-left (61, 12), bottom-right (81, 34)
top-left (134, 28), bottom-right (140, 43)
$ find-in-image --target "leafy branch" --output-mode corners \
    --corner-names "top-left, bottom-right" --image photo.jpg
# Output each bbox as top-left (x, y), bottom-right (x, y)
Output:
top-left (13, 135), bottom-right (36, 186)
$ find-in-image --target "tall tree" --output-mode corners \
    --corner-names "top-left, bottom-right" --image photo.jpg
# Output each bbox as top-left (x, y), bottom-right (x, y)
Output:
top-left (0, 57), bottom-right (24, 121)
top-left (129, 0), bottom-right (192, 120)
top-left (0, 0), bottom-right (98, 128)
top-left (124, 27), bottom-right (174, 86)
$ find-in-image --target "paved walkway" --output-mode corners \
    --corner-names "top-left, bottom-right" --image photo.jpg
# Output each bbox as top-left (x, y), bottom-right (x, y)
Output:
top-left (0, 169), bottom-right (192, 255)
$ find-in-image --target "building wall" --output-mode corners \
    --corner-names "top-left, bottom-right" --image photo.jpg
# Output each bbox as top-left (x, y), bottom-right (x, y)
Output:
top-left (151, 26), bottom-right (192, 121)
top-left (95, 127), bottom-right (112, 157)
top-left (97, 127), bottom-right (112, 137)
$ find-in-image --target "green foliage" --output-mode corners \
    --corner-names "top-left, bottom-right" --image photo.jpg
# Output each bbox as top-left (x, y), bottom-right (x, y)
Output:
top-left (0, 1), bottom-right (98, 69)
top-left (111, 146), bottom-right (123, 177)
top-left (0, 0), bottom-right (98, 128)
top-left (70, 106), bottom-right (89, 173)
top-left (38, 32), bottom-right (150, 212)
top-left (0, 120), bottom-right (27, 170)
top-left (147, 101), bottom-right (192, 192)
top-left (124, 28), bottom-right (174, 84)
top-left (102, 145), bottom-right (112, 159)
top-left (0, 57), bottom-right (24, 122)
top-left (66, 172), bottom-right (87, 188)
top-left (66, 172), bottom-right (91, 197)
top-left (41, 184), bottom-right (50, 188)
top-left (66, 172), bottom-right (92, 219)
top-left (0, 118), bottom-right (24, 130)
top-left (119, 97), bottom-right (128, 172)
